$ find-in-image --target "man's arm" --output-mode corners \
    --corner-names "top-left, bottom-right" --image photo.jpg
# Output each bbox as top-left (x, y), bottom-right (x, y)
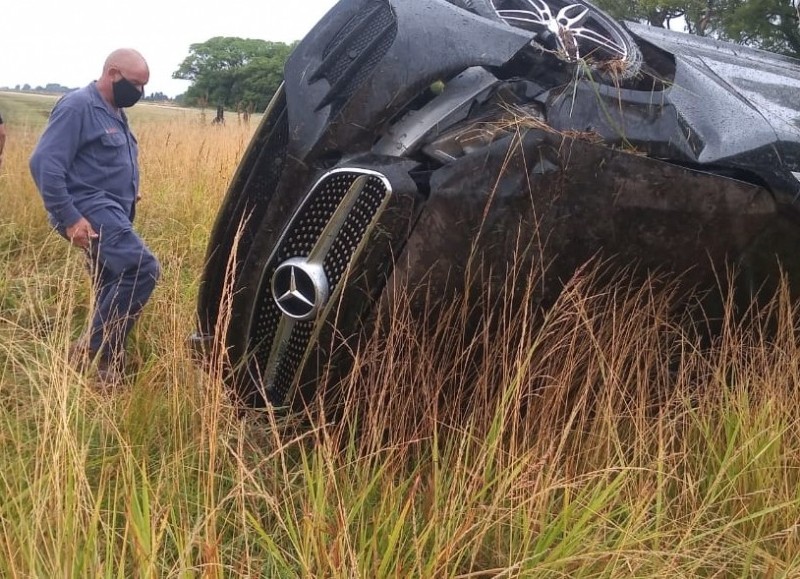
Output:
top-left (29, 102), bottom-right (87, 230)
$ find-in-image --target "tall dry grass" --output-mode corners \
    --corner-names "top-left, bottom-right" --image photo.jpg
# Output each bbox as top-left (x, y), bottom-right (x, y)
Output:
top-left (1, 94), bottom-right (800, 577)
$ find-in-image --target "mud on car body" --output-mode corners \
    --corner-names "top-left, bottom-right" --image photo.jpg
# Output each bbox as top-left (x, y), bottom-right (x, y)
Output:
top-left (190, 0), bottom-right (800, 408)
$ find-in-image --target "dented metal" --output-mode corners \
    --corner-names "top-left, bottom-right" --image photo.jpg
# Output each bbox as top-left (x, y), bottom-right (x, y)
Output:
top-left (192, 0), bottom-right (800, 408)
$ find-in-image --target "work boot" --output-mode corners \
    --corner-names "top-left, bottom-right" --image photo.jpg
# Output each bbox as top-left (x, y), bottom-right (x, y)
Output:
top-left (94, 357), bottom-right (124, 392)
top-left (69, 340), bottom-right (124, 391)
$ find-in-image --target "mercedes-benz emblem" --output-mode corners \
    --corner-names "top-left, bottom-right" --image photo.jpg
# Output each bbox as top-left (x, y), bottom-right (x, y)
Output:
top-left (271, 258), bottom-right (330, 320)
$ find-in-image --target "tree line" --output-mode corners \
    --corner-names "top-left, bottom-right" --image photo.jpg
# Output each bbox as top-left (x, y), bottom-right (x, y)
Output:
top-left (174, 1), bottom-right (799, 113)
top-left (595, 0), bottom-right (800, 56)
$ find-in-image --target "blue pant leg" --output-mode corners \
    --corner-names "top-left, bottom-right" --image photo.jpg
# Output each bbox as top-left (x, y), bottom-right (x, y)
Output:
top-left (85, 208), bottom-right (160, 361)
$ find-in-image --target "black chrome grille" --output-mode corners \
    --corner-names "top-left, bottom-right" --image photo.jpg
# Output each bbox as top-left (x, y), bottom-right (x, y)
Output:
top-left (245, 169), bottom-right (393, 402)
top-left (323, 182), bottom-right (390, 287)
top-left (310, 0), bottom-right (397, 113)
top-left (277, 172), bottom-right (366, 261)
top-left (273, 321), bottom-right (315, 397)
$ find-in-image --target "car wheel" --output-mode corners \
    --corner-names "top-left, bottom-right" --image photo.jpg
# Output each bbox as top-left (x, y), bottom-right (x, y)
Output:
top-left (493, 0), bottom-right (642, 79)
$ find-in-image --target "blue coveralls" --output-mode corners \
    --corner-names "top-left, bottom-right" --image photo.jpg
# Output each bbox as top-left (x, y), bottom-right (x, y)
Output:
top-left (29, 82), bottom-right (160, 364)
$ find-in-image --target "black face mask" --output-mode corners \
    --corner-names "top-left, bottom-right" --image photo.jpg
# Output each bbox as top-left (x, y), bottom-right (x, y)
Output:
top-left (112, 76), bottom-right (143, 108)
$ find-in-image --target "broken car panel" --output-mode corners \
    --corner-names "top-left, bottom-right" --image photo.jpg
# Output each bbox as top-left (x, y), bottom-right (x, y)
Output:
top-left (191, 0), bottom-right (800, 408)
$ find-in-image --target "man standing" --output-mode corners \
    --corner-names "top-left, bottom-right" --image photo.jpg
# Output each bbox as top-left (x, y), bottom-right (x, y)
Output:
top-left (30, 48), bottom-right (160, 386)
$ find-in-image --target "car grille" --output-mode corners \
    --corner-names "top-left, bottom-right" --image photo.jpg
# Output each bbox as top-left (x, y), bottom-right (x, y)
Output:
top-left (309, 0), bottom-right (397, 114)
top-left (246, 169), bottom-right (394, 402)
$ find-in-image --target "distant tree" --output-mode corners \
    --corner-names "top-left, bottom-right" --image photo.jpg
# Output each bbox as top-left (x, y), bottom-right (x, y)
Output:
top-left (22, 84), bottom-right (31, 91)
top-left (143, 91), bottom-right (171, 102)
top-left (595, 0), bottom-right (800, 57)
top-left (596, 0), bottom-right (705, 30)
top-left (173, 37), bottom-right (295, 112)
top-left (594, 0), bottom-right (800, 57)
top-left (43, 83), bottom-right (72, 93)
top-left (717, 0), bottom-right (800, 56)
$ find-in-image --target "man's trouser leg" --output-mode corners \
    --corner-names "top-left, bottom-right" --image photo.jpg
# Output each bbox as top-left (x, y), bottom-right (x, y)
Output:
top-left (85, 207), bottom-right (160, 365)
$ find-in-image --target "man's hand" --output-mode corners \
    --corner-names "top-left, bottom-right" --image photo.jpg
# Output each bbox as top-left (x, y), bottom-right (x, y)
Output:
top-left (65, 217), bottom-right (98, 250)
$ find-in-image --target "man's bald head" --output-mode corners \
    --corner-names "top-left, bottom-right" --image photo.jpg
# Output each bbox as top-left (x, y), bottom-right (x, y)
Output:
top-left (103, 48), bottom-right (149, 83)
top-left (97, 48), bottom-right (149, 108)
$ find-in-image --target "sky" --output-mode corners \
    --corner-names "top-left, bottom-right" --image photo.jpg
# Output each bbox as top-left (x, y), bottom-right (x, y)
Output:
top-left (1, 0), bottom-right (339, 98)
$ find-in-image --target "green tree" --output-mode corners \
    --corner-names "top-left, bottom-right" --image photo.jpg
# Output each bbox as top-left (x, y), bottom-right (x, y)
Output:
top-left (595, 0), bottom-right (800, 57)
top-left (718, 0), bottom-right (800, 56)
top-left (173, 37), bottom-right (294, 112)
top-left (597, 0), bottom-right (706, 30)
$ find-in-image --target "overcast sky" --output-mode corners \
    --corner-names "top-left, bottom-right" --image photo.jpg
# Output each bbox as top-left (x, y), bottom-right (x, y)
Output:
top-left (1, 0), bottom-right (339, 97)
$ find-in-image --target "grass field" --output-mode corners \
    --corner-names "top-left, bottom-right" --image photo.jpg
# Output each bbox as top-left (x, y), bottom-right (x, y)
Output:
top-left (2, 91), bottom-right (800, 577)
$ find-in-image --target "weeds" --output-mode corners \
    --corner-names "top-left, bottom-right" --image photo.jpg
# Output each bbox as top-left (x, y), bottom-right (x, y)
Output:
top-left (2, 93), bottom-right (800, 577)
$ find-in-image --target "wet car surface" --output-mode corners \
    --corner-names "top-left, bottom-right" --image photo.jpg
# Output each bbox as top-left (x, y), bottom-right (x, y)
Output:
top-left (191, 0), bottom-right (800, 408)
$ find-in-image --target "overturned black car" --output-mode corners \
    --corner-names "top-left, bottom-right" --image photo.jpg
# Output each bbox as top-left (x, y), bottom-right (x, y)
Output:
top-left (191, 0), bottom-right (800, 408)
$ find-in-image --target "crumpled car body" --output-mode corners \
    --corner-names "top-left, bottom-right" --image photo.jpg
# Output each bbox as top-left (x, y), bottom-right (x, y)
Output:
top-left (191, 0), bottom-right (800, 408)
